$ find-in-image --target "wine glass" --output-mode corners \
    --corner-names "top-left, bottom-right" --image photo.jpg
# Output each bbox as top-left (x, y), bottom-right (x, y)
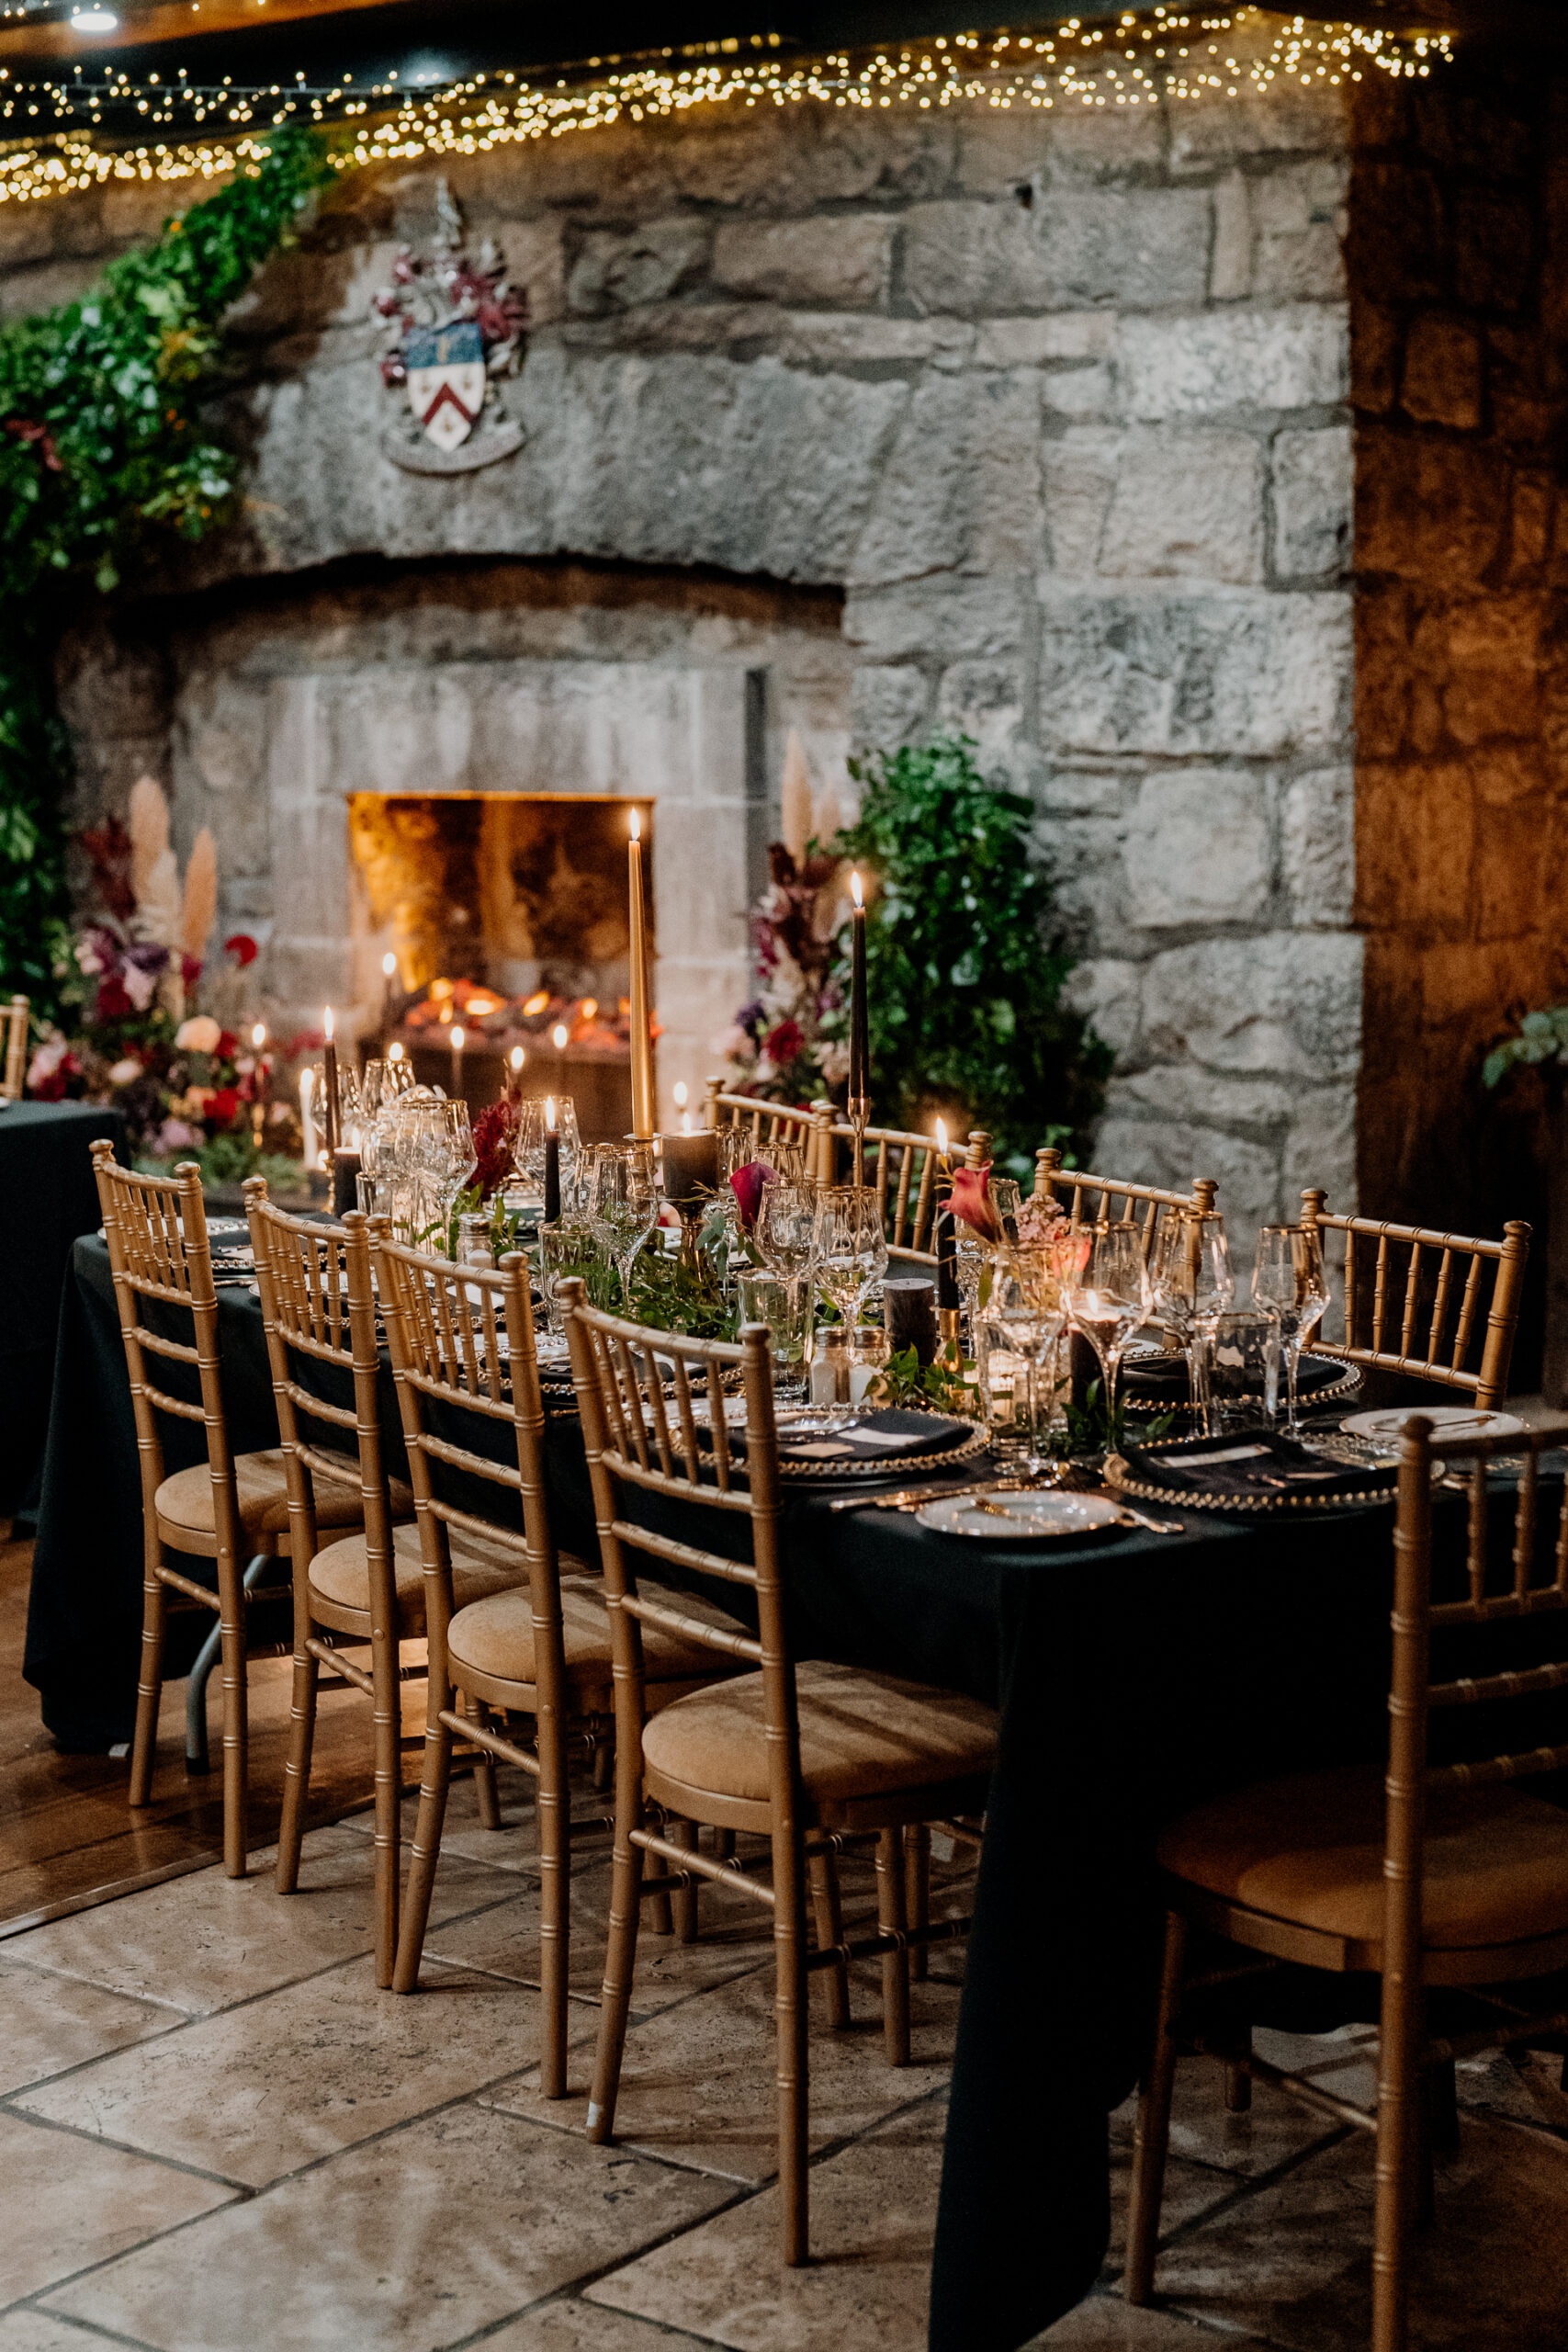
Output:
top-left (1149, 1209), bottom-right (1234, 1408)
top-left (980, 1247), bottom-right (1066, 1474)
top-left (755, 1182), bottom-right (820, 1283)
top-left (953, 1175), bottom-right (1021, 1340)
top-left (582, 1142), bottom-right (660, 1310)
top-left (1251, 1223), bottom-right (1328, 1434)
top-left (813, 1184), bottom-right (889, 1332)
top-left (1066, 1220), bottom-right (1151, 1439)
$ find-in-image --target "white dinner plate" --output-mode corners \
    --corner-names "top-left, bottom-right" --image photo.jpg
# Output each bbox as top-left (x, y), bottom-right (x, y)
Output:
top-left (1338, 1406), bottom-right (1527, 1445)
top-left (918, 1489), bottom-right (1125, 1543)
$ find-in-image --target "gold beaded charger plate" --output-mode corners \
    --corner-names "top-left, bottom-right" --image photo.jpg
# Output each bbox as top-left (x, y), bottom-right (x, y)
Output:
top-left (688, 1403), bottom-right (989, 1482)
top-left (1338, 1404), bottom-right (1527, 1447)
top-left (918, 1489), bottom-right (1124, 1543)
top-left (1104, 1429), bottom-right (1409, 1515)
top-left (1121, 1344), bottom-right (1361, 1414)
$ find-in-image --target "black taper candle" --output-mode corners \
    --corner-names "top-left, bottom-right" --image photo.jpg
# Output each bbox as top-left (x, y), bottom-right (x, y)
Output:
top-left (936, 1204), bottom-right (959, 1312)
top-left (848, 877), bottom-right (869, 1108)
top-left (544, 1129), bottom-right (560, 1225)
top-left (331, 1148), bottom-right (361, 1218)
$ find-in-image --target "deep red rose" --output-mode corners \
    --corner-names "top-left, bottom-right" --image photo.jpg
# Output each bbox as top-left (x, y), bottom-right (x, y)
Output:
top-left (949, 1163), bottom-right (1003, 1245)
top-left (471, 1098), bottom-right (521, 1198)
top-left (207, 1088), bottom-right (241, 1126)
top-left (729, 1159), bottom-right (776, 1233)
top-left (224, 933), bottom-right (258, 967)
top-left (216, 1030), bottom-right (239, 1059)
top-left (96, 974), bottom-right (133, 1022)
top-left (763, 1018), bottom-right (805, 1067)
top-left (32, 1066), bottom-right (68, 1101)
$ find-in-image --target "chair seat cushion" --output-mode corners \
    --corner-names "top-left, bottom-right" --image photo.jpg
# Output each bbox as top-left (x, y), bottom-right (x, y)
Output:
top-left (1158, 1763), bottom-right (1568, 1953)
top-left (446, 1578), bottom-right (730, 1693)
top-left (642, 1658), bottom-right (998, 1808)
top-left (309, 1520), bottom-right (542, 1634)
top-left (156, 1450), bottom-right (367, 1542)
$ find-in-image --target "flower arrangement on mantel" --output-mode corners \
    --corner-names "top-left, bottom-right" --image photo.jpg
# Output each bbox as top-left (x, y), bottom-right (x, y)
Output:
top-left (30, 776), bottom-right (297, 1184)
top-left (716, 731), bottom-right (1111, 1174)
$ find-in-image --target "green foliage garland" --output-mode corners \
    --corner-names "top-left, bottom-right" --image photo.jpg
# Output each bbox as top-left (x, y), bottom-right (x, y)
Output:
top-left (0, 127), bottom-right (333, 1025)
top-left (836, 737), bottom-right (1111, 1172)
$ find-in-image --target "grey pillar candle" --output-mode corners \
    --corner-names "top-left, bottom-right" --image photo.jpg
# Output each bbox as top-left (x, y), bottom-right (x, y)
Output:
top-left (883, 1276), bottom-right (938, 1366)
top-left (661, 1128), bottom-right (720, 1210)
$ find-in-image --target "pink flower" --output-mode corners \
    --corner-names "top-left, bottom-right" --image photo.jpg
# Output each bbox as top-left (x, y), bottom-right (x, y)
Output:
top-left (948, 1164), bottom-right (1002, 1245)
top-left (729, 1159), bottom-right (776, 1233)
top-left (763, 1018), bottom-right (805, 1068)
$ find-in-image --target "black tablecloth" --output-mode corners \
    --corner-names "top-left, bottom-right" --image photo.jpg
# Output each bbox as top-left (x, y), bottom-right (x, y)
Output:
top-left (28, 1234), bottom-right (1405, 2350)
top-left (0, 1101), bottom-right (126, 1517)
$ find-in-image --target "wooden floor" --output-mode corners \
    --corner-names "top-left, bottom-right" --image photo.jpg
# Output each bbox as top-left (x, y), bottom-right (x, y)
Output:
top-left (0, 1529), bottom-right (386, 1935)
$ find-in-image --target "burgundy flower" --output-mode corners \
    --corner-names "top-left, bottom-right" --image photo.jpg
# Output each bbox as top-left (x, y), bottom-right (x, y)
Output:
top-left (948, 1164), bottom-right (1002, 1245)
top-left (729, 1159), bottom-right (776, 1233)
top-left (224, 933), bottom-right (258, 967)
top-left (471, 1098), bottom-right (521, 1199)
top-left (96, 974), bottom-right (133, 1022)
top-left (206, 1087), bottom-right (241, 1126)
top-left (763, 1018), bottom-right (805, 1068)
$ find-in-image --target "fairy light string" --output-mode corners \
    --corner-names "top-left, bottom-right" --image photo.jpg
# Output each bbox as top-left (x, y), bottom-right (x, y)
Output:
top-left (0, 9), bottom-right (1455, 206)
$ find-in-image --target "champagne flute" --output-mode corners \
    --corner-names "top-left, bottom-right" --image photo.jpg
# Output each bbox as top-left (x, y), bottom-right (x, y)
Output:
top-left (1251, 1223), bottom-right (1328, 1434)
top-left (812, 1184), bottom-right (889, 1330)
top-left (1066, 1219), bottom-right (1150, 1440)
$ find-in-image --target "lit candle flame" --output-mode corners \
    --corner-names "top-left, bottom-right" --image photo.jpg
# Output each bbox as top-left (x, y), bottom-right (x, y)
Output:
top-left (552, 1023), bottom-right (569, 1050)
top-left (672, 1081), bottom-right (687, 1110)
top-left (251, 1022), bottom-right (266, 1049)
top-left (546, 1094), bottom-right (557, 1130)
top-left (934, 1117), bottom-right (948, 1161)
top-left (629, 807), bottom-right (641, 843)
top-left (509, 1045), bottom-right (525, 1073)
top-left (581, 996), bottom-right (597, 1023)
top-left (323, 1004), bottom-right (334, 1041)
top-left (381, 951), bottom-right (398, 979)
top-left (451, 1025), bottom-right (465, 1051)
top-left (522, 989), bottom-right (549, 1017)
top-left (387, 1041), bottom-right (403, 1063)
top-left (850, 870), bottom-right (863, 910)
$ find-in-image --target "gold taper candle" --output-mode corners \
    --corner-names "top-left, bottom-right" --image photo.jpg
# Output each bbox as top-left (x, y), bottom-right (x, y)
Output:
top-left (627, 806), bottom-right (654, 1140)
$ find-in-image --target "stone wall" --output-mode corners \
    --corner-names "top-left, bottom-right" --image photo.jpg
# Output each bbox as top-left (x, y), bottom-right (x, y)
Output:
top-left (1349, 60), bottom-right (1568, 1238)
top-left (6, 17), bottom-right (1363, 1226)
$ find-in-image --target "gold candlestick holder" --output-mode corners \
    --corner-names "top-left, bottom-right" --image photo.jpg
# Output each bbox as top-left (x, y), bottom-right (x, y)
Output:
top-left (848, 1094), bottom-right (869, 1189)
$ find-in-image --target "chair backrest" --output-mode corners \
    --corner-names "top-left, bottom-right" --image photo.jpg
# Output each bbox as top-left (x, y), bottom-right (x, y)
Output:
top-left (245, 1185), bottom-right (391, 1584)
top-left (818, 1119), bottom-right (996, 1259)
top-left (1389, 1415), bottom-right (1568, 1980)
top-left (1, 995), bottom-right (28, 1101)
top-left (560, 1282), bottom-right (791, 1792)
top-left (90, 1139), bottom-right (240, 1553)
top-left (703, 1083), bottom-right (832, 1180)
top-left (370, 1227), bottom-right (558, 1699)
top-left (1032, 1146), bottom-right (1219, 1264)
top-left (1300, 1192), bottom-right (1530, 1412)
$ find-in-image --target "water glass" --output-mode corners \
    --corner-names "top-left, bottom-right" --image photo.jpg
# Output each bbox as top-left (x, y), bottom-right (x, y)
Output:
top-left (813, 1185), bottom-right (889, 1327)
top-left (1149, 1207), bottom-right (1234, 1410)
top-left (581, 1141), bottom-right (660, 1308)
top-left (538, 1216), bottom-right (603, 1334)
top-left (755, 1182), bottom-right (820, 1283)
top-left (1066, 1221), bottom-right (1150, 1428)
top-left (1251, 1223), bottom-right (1329, 1434)
top-left (1191, 1306), bottom-right (1280, 1435)
top-left (980, 1251), bottom-right (1065, 1470)
top-left (738, 1269), bottom-right (814, 1402)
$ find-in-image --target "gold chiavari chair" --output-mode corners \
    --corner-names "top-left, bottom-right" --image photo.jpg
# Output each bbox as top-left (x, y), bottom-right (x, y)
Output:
top-left (1, 994), bottom-right (28, 1100)
top-left (246, 1190), bottom-right (517, 1983)
top-left (1032, 1145), bottom-right (1219, 1261)
top-left (1299, 1192), bottom-right (1530, 1414)
top-left (1126, 1414), bottom-right (1568, 2352)
top-left (378, 1232), bottom-right (734, 2097)
top-left (703, 1083), bottom-right (832, 1182)
top-left (91, 1143), bottom-right (367, 1875)
top-left (562, 1281), bottom-right (999, 2260)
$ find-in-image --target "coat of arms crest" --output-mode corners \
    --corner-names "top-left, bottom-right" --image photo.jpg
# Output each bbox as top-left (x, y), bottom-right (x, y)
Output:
top-left (373, 180), bottom-right (526, 475)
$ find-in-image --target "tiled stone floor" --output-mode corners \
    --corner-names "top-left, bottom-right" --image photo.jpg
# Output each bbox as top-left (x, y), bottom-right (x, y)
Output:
top-left (1, 1771), bottom-right (1566, 2351)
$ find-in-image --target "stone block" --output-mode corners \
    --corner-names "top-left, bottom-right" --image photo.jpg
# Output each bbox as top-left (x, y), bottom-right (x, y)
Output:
top-left (1346, 163), bottom-right (1446, 306)
top-left (1118, 305), bottom-right (1348, 420)
top-left (1476, 795), bottom-right (1548, 944)
top-left (1442, 595), bottom-right (1543, 747)
top-left (1454, 189), bottom-right (1535, 313)
top-left (1353, 760), bottom-right (1475, 944)
top-left (1035, 187), bottom-right (1213, 311)
top-left (0, 257), bottom-right (102, 322)
top-left (1249, 158), bottom-right (1348, 303)
top-left (1066, 956), bottom-right (1142, 1058)
top-left (1280, 1080), bottom-right (1358, 1213)
top-left (1046, 426), bottom-right (1265, 586)
top-left (850, 368), bottom-right (1042, 587)
top-left (567, 220), bottom-right (711, 315)
top-left (1120, 1064), bottom-right (1297, 1133)
top-left (844, 577), bottom-right (1028, 662)
top-left (935, 662), bottom-right (1026, 760)
top-left (973, 313), bottom-right (1115, 366)
top-left (101, 180), bottom-right (181, 243)
top-left (1039, 815), bottom-right (1124, 949)
top-left (1271, 425), bottom-right (1352, 582)
top-left (901, 200), bottom-right (1054, 316)
top-left (1043, 105), bottom-right (1165, 183)
top-left (1123, 769), bottom-right (1273, 929)
top-left (1281, 764), bottom-right (1354, 929)
top-left (1141, 932), bottom-right (1363, 1079)
top-left (1039, 584), bottom-right (1351, 759)
top-left (850, 665), bottom-right (929, 748)
top-left (1093, 1109), bottom-right (1282, 1237)
top-left (1401, 314), bottom-right (1483, 430)
top-left (1168, 83), bottom-right (1345, 170)
top-left (953, 115), bottom-right (1053, 197)
top-left (776, 313), bottom-right (973, 367)
top-left (1352, 301), bottom-right (1401, 414)
top-left (1039, 768), bottom-right (1126, 817)
top-left (1352, 438), bottom-right (1506, 586)
top-left (711, 216), bottom-right (892, 308)
top-left (0, 204), bottom-right (55, 269)
top-left (1508, 471), bottom-right (1554, 575)
top-left (1210, 173), bottom-right (1253, 303)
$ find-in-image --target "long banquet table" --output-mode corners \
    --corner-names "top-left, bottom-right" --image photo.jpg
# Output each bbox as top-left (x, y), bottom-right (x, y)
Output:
top-left (28, 1228), bottom-right (1409, 2351)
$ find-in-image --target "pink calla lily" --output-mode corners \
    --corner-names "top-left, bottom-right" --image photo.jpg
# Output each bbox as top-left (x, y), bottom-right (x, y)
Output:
top-left (948, 1163), bottom-right (1002, 1244)
top-left (729, 1159), bottom-right (776, 1232)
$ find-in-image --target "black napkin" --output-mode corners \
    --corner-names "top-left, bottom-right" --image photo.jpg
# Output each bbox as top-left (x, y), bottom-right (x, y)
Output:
top-left (1122, 1427), bottom-right (1396, 1502)
top-left (701, 1407), bottom-right (973, 1467)
top-left (1123, 1347), bottom-right (1348, 1408)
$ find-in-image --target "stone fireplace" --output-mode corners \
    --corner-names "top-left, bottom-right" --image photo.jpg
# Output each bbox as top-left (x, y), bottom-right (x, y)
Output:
top-left (6, 13), bottom-right (1564, 1266)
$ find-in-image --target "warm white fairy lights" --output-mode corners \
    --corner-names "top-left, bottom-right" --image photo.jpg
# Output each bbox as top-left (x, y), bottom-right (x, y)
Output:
top-left (0, 8), bottom-right (1455, 207)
